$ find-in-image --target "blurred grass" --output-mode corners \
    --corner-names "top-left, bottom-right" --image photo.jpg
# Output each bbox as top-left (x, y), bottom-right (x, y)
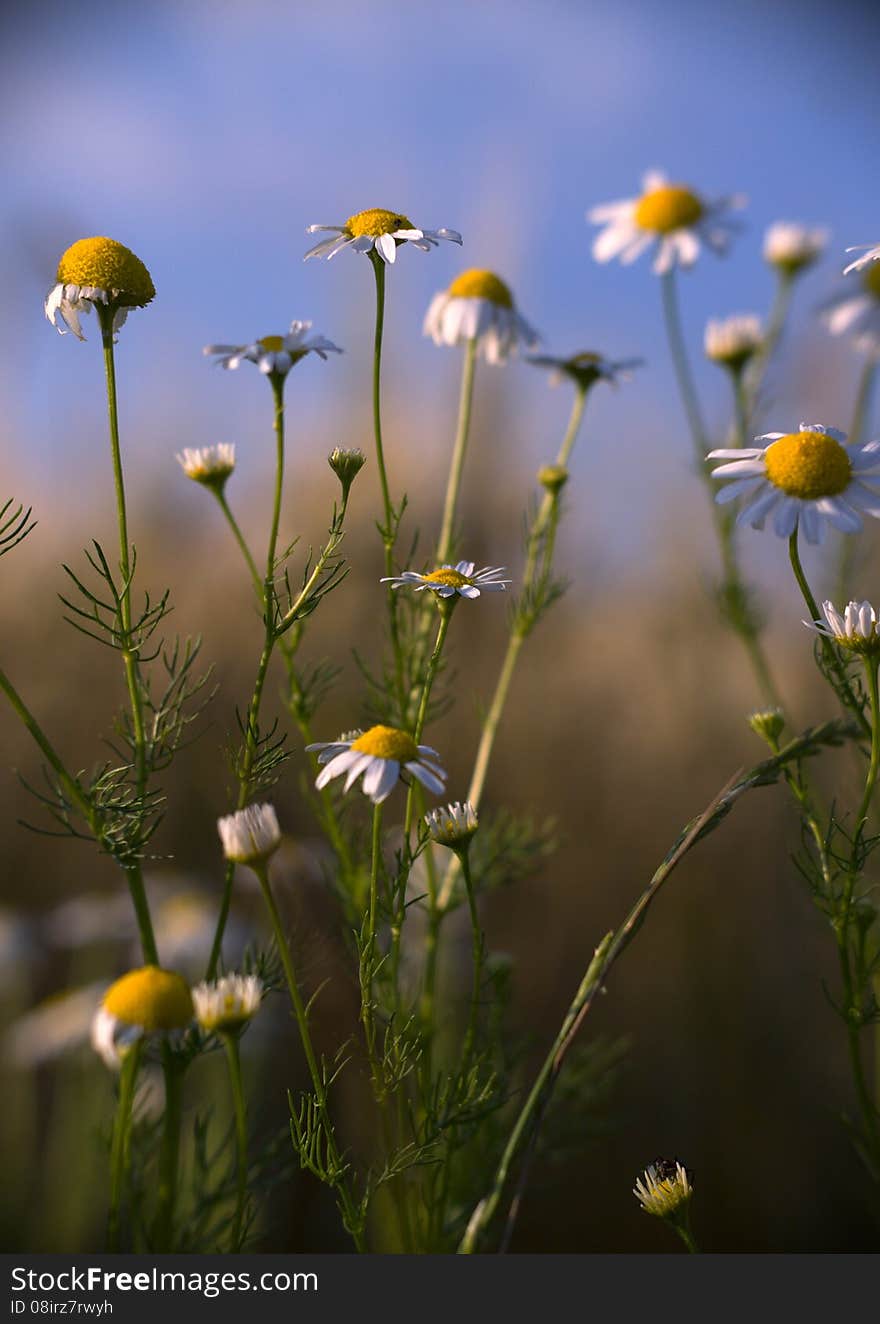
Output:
top-left (2, 390), bottom-right (879, 1252)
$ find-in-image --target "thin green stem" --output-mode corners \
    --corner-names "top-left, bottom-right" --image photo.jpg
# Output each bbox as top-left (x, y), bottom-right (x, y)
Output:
top-left (361, 804), bottom-right (385, 1096)
top-left (788, 528), bottom-right (870, 738)
top-left (223, 1033), bottom-right (249, 1252)
top-left (370, 254), bottom-right (393, 558)
top-left (459, 850), bottom-right (482, 1071)
top-left (107, 1041), bottom-right (142, 1251)
top-left (744, 269), bottom-right (794, 414)
top-left (153, 1043), bottom-right (183, 1252)
top-left (214, 491), bottom-right (263, 597)
top-left (673, 1219), bottom-right (700, 1254)
top-left (253, 862), bottom-right (365, 1250)
top-left (266, 375), bottom-right (286, 585)
top-left (437, 338), bottom-right (478, 563)
top-left (836, 356), bottom-right (878, 603)
top-left (660, 268), bottom-right (709, 467)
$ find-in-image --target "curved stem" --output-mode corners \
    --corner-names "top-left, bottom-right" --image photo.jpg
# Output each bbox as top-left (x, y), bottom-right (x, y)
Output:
top-left (788, 528), bottom-right (870, 737)
top-left (745, 269), bottom-right (794, 414)
top-left (660, 268), bottom-right (709, 466)
top-left (266, 375), bottom-right (286, 586)
top-left (370, 255), bottom-right (393, 558)
top-left (107, 1040), bottom-right (142, 1251)
top-left (214, 491), bottom-right (263, 597)
top-left (223, 1033), bottom-right (249, 1252)
top-left (253, 862), bottom-right (365, 1249)
top-left (437, 339), bottom-right (478, 563)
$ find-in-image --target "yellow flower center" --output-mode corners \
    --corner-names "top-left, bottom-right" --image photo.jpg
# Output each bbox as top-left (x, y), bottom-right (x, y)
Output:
top-left (259, 334), bottom-right (284, 351)
top-left (634, 186), bottom-right (703, 234)
top-left (423, 568), bottom-right (471, 588)
top-left (351, 724), bottom-right (418, 762)
top-left (103, 966), bottom-right (193, 1031)
top-left (763, 431), bottom-right (852, 499)
top-left (447, 269), bottom-right (513, 308)
top-left (56, 237), bottom-right (155, 306)
top-left (863, 262), bottom-right (880, 301)
top-left (346, 208), bottom-right (414, 237)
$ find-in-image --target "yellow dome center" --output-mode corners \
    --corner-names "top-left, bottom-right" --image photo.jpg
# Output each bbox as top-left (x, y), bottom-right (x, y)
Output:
top-left (351, 724), bottom-right (418, 762)
top-left (447, 269), bottom-right (513, 308)
top-left (634, 186), bottom-right (703, 234)
top-left (56, 237), bottom-right (155, 307)
top-left (423, 567), bottom-right (471, 588)
top-left (259, 335), bottom-right (285, 351)
top-left (103, 966), bottom-right (193, 1031)
top-left (346, 208), bottom-right (414, 237)
top-left (763, 431), bottom-right (852, 500)
top-left (863, 262), bottom-right (880, 301)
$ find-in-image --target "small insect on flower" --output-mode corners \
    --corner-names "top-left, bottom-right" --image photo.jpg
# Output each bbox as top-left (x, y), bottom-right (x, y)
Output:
top-left (763, 222), bottom-right (827, 276)
top-left (708, 423), bottom-right (880, 544)
top-left (176, 444), bottom-right (236, 490)
top-left (527, 350), bottom-right (642, 390)
top-left (704, 315), bottom-right (763, 371)
top-left (805, 599), bottom-right (880, 657)
top-left (304, 208), bottom-right (462, 265)
top-left (822, 261), bottom-right (880, 357)
top-left (191, 973), bottom-right (263, 1034)
top-left (843, 243), bottom-right (880, 277)
top-left (424, 801), bottom-right (478, 849)
top-left (633, 1158), bottom-right (694, 1218)
top-left (45, 237), bottom-right (155, 341)
top-left (307, 727), bottom-right (447, 804)
top-left (218, 804), bottom-right (282, 866)
top-left (203, 321), bottom-right (342, 376)
top-left (381, 562), bottom-right (510, 599)
top-left (423, 269), bottom-right (539, 363)
top-left (588, 171), bottom-right (745, 275)
top-left (91, 966), bottom-right (194, 1069)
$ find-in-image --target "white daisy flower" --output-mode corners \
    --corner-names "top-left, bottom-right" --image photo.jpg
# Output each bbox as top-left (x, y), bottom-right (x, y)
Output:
top-left (176, 444), bottom-right (236, 488)
top-left (527, 350), bottom-right (642, 389)
top-left (805, 599), bottom-right (880, 655)
top-left (5, 981), bottom-right (105, 1069)
top-left (822, 262), bottom-right (880, 356)
top-left (704, 314), bottom-right (763, 370)
top-left (203, 321), bottom-right (342, 375)
top-left (307, 726), bottom-right (447, 804)
top-left (763, 222), bottom-right (828, 276)
top-left (423, 268), bottom-right (539, 363)
top-left (588, 170), bottom-right (745, 275)
top-left (45, 237), bottom-right (155, 341)
top-left (91, 966), bottom-right (194, 1070)
top-left (424, 801), bottom-right (478, 849)
top-left (843, 243), bottom-right (880, 276)
top-left (708, 422), bottom-right (880, 544)
top-left (304, 207), bottom-right (461, 265)
top-left (218, 803), bottom-right (282, 866)
top-left (380, 562), bottom-right (510, 599)
top-left (191, 974), bottom-right (263, 1034)
top-left (634, 1159), bottom-right (694, 1218)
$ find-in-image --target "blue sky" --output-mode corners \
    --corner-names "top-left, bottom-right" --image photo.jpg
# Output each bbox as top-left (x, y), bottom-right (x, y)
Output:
top-left (2, 0), bottom-right (878, 568)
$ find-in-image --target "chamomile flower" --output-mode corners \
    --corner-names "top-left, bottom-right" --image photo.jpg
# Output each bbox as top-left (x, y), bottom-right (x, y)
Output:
top-left (304, 208), bottom-right (461, 265)
top-left (307, 726), bottom-right (447, 804)
top-left (822, 262), bottom-right (880, 356)
top-left (527, 350), bottom-right (641, 391)
top-left (91, 966), bottom-right (193, 1070)
top-left (805, 599), bottom-right (880, 656)
top-left (763, 222), bottom-right (827, 276)
top-left (218, 804), bottom-right (282, 866)
top-left (176, 444), bottom-right (236, 489)
top-left (424, 801), bottom-right (478, 849)
top-left (381, 562), bottom-right (510, 599)
top-left (191, 974), bottom-right (263, 1034)
top-left (704, 314), bottom-right (763, 371)
top-left (45, 237), bottom-right (155, 340)
top-left (634, 1158), bottom-right (694, 1218)
top-left (203, 321), bottom-right (342, 376)
top-left (843, 244), bottom-right (880, 276)
top-left (708, 423), bottom-right (880, 544)
top-left (588, 171), bottom-right (745, 275)
top-left (423, 269), bottom-right (539, 363)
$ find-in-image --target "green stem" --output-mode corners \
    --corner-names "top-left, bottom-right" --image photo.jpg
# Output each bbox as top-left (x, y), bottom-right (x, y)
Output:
top-left (836, 356), bottom-right (878, 604)
top-left (153, 1044), bottom-right (183, 1252)
top-left (361, 804), bottom-right (385, 1096)
top-left (660, 268), bottom-right (709, 467)
top-left (370, 253), bottom-right (393, 559)
top-left (223, 1033), bottom-right (249, 1252)
top-left (266, 375), bottom-right (286, 585)
top-left (744, 269), bottom-right (794, 414)
top-left (253, 863), bottom-right (365, 1249)
top-left (214, 491), bottom-right (263, 597)
top-left (459, 850), bottom-right (483, 1072)
top-left (673, 1218), bottom-right (700, 1254)
top-left (404, 608), bottom-right (453, 836)
top-left (788, 528), bottom-right (870, 738)
top-left (107, 1041), bottom-right (142, 1251)
top-left (437, 338), bottom-right (478, 564)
